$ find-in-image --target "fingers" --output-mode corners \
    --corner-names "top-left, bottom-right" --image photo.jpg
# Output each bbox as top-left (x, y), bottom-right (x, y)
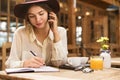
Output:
top-left (49, 12), bottom-right (57, 20)
top-left (28, 63), bottom-right (42, 68)
top-left (23, 57), bottom-right (45, 68)
top-left (48, 12), bottom-right (58, 31)
top-left (48, 12), bottom-right (58, 25)
top-left (34, 57), bottom-right (45, 65)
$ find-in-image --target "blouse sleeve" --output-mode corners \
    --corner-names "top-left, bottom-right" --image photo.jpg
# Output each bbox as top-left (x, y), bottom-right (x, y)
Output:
top-left (5, 28), bottom-right (23, 68)
top-left (51, 27), bottom-right (68, 66)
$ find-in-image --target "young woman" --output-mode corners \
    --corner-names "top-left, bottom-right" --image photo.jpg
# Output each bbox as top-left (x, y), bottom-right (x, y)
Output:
top-left (6, 0), bottom-right (68, 68)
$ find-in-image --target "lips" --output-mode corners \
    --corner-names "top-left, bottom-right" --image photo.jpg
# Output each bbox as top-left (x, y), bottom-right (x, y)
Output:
top-left (36, 23), bottom-right (42, 27)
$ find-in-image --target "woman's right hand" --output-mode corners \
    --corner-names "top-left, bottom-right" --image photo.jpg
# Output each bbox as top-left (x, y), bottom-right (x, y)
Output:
top-left (23, 57), bottom-right (45, 68)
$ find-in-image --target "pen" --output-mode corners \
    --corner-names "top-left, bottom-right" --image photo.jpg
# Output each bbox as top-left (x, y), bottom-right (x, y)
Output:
top-left (30, 51), bottom-right (37, 56)
top-left (30, 51), bottom-right (46, 66)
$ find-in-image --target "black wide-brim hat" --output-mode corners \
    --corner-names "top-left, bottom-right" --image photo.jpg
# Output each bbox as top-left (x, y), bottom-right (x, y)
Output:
top-left (14, 0), bottom-right (60, 19)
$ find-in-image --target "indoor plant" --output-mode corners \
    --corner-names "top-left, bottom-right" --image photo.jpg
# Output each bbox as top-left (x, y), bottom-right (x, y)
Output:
top-left (96, 36), bottom-right (111, 68)
top-left (96, 37), bottom-right (109, 50)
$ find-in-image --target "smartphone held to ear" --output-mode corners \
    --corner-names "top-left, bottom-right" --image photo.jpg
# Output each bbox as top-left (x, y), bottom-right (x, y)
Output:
top-left (48, 12), bottom-right (50, 20)
top-left (48, 12), bottom-right (53, 28)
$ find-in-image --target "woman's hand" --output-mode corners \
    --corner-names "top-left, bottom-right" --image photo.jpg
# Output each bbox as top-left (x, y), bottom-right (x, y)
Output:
top-left (23, 57), bottom-right (45, 68)
top-left (48, 12), bottom-right (60, 42)
top-left (48, 12), bottom-right (58, 33)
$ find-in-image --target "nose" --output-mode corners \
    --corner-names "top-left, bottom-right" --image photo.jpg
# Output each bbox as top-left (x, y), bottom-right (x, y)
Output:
top-left (35, 15), bottom-right (41, 23)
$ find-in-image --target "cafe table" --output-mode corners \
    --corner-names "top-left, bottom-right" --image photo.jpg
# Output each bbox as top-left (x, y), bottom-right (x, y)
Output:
top-left (0, 68), bottom-right (120, 80)
top-left (111, 57), bottom-right (120, 66)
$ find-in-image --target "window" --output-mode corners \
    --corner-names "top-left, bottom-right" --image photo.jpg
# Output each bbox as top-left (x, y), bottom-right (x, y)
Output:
top-left (0, 0), bottom-right (24, 47)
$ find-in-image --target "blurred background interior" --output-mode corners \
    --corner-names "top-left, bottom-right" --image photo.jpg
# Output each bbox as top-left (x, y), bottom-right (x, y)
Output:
top-left (0, 0), bottom-right (120, 70)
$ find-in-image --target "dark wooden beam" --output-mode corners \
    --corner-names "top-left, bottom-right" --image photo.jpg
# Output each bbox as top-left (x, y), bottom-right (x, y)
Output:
top-left (79, 0), bottom-right (111, 9)
top-left (102, 0), bottom-right (120, 7)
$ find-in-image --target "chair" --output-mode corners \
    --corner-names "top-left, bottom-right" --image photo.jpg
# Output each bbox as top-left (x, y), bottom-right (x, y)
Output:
top-left (67, 45), bottom-right (80, 57)
top-left (110, 44), bottom-right (120, 57)
top-left (2, 42), bottom-right (12, 70)
top-left (83, 43), bottom-right (100, 56)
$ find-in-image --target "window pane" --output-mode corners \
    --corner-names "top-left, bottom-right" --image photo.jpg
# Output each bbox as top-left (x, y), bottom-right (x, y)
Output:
top-left (0, 32), bottom-right (7, 47)
top-left (10, 17), bottom-right (16, 32)
top-left (1, 0), bottom-right (7, 13)
top-left (0, 16), bottom-right (7, 31)
top-left (10, 0), bottom-right (16, 15)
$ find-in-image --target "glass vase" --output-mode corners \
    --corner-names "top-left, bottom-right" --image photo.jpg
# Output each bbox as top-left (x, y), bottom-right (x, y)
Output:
top-left (100, 50), bottom-right (111, 68)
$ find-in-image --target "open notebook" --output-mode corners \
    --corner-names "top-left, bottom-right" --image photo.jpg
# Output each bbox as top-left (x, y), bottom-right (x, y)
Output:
top-left (5, 66), bottom-right (59, 74)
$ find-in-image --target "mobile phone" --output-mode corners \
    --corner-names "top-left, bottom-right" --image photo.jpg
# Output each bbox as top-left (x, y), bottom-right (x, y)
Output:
top-left (48, 12), bottom-right (53, 28)
top-left (48, 12), bottom-right (50, 20)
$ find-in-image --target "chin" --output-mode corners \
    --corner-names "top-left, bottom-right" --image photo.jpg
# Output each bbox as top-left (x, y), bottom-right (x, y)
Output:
top-left (35, 25), bottom-right (44, 29)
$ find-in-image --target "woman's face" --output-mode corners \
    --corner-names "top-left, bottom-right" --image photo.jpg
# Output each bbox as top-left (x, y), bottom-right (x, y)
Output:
top-left (27, 5), bottom-right (48, 29)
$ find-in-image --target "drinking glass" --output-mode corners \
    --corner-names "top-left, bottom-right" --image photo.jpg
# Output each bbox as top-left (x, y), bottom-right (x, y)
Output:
top-left (90, 56), bottom-right (103, 70)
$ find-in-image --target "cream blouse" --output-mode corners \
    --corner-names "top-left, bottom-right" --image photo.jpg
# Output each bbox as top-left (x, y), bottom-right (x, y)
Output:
top-left (5, 26), bottom-right (68, 68)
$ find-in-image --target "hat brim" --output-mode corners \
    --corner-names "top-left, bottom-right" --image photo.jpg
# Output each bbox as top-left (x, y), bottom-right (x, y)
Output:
top-left (14, 0), bottom-right (60, 19)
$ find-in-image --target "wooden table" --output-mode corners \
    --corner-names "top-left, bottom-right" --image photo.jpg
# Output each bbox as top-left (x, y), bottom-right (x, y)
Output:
top-left (111, 57), bottom-right (120, 66)
top-left (0, 68), bottom-right (120, 80)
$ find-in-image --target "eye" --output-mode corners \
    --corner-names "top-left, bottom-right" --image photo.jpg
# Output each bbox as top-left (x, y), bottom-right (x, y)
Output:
top-left (39, 12), bottom-right (44, 16)
top-left (28, 14), bottom-right (35, 19)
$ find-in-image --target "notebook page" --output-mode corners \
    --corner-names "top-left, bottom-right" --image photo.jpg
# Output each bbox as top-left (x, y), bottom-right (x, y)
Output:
top-left (5, 66), bottom-right (59, 74)
top-left (32, 66), bottom-right (59, 72)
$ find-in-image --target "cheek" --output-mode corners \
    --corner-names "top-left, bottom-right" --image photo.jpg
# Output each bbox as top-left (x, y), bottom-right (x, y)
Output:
top-left (42, 16), bottom-right (48, 25)
top-left (43, 13), bottom-right (49, 21)
top-left (44, 14), bottom-right (49, 21)
top-left (29, 19), bottom-right (35, 25)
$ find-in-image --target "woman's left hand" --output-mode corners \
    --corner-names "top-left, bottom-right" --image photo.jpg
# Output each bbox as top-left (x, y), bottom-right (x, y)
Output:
top-left (48, 12), bottom-right (60, 42)
top-left (48, 12), bottom-right (58, 33)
